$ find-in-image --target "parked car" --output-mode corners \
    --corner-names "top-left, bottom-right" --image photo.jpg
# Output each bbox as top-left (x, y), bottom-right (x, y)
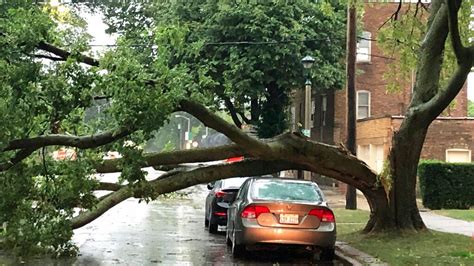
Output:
top-left (205, 177), bottom-right (249, 233)
top-left (226, 177), bottom-right (336, 260)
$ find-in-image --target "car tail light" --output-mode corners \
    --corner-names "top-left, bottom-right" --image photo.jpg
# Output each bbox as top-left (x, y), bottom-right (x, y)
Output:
top-left (214, 212), bottom-right (227, 216)
top-left (308, 208), bottom-right (335, 222)
top-left (215, 191), bottom-right (227, 198)
top-left (241, 205), bottom-right (270, 219)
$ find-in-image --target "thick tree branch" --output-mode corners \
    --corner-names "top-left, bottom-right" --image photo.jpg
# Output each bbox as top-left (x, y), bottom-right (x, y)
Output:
top-left (0, 148), bottom-right (36, 171)
top-left (73, 129), bottom-right (381, 229)
top-left (31, 54), bottom-right (65, 61)
top-left (96, 144), bottom-right (248, 173)
top-left (37, 41), bottom-right (100, 67)
top-left (421, 59), bottom-right (472, 121)
top-left (418, 1), bottom-right (473, 121)
top-left (97, 182), bottom-right (123, 191)
top-left (179, 100), bottom-right (270, 156)
top-left (410, 2), bottom-right (448, 107)
top-left (72, 159), bottom-right (296, 229)
top-left (446, 0), bottom-right (467, 62)
top-left (269, 133), bottom-right (377, 188)
top-left (223, 96), bottom-right (242, 128)
top-left (3, 127), bottom-right (133, 152)
top-left (238, 111), bottom-right (252, 125)
top-left (72, 187), bottom-right (132, 229)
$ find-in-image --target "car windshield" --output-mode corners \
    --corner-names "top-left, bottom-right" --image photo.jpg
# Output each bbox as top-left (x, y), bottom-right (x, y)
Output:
top-left (251, 180), bottom-right (322, 202)
top-left (221, 178), bottom-right (247, 189)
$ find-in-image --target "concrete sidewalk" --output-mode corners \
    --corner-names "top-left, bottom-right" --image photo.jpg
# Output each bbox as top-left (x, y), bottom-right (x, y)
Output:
top-left (420, 211), bottom-right (474, 237)
top-left (322, 186), bottom-right (474, 238)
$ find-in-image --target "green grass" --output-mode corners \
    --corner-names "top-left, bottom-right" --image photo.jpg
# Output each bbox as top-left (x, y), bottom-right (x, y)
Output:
top-left (433, 209), bottom-right (474, 222)
top-left (334, 208), bottom-right (474, 265)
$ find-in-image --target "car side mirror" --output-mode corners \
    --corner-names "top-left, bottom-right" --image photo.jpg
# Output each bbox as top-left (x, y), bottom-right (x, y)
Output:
top-left (207, 183), bottom-right (214, 190)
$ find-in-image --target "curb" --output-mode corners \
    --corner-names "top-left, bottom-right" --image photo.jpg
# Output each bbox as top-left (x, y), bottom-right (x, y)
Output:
top-left (335, 241), bottom-right (387, 266)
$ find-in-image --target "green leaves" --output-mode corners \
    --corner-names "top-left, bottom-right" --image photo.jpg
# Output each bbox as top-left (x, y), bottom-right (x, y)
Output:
top-left (377, 1), bottom-right (472, 93)
top-left (0, 0), bottom-right (346, 256)
top-left (0, 151), bottom-right (98, 256)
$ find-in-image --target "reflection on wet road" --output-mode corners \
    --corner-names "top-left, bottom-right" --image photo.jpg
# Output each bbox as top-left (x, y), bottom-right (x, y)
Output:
top-left (1, 185), bottom-right (348, 265)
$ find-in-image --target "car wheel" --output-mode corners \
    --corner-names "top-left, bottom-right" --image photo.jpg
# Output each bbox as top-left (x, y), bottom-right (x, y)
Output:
top-left (226, 230), bottom-right (232, 247)
top-left (231, 230), bottom-right (246, 257)
top-left (208, 222), bottom-right (218, 233)
top-left (319, 247), bottom-right (335, 261)
top-left (231, 240), bottom-right (246, 258)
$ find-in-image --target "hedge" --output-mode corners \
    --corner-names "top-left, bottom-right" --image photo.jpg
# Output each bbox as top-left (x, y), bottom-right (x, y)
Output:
top-left (418, 161), bottom-right (474, 209)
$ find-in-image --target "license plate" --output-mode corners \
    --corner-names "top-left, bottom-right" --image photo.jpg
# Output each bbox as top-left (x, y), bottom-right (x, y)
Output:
top-left (279, 214), bottom-right (299, 224)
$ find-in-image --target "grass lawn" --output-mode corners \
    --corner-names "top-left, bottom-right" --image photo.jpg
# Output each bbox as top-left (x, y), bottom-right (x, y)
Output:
top-left (334, 208), bottom-right (474, 265)
top-left (433, 209), bottom-right (474, 222)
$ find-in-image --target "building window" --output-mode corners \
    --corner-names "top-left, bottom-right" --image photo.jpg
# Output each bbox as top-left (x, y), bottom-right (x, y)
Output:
top-left (358, 144), bottom-right (384, 174)
top-left (446, 149), bottom-right (471, 163)
top-left (356, 31), bottom-right (371, 63)
top-left (357, 90), bottom-right (370, 119)
top-left (321, 95), bottom-right (327, 126)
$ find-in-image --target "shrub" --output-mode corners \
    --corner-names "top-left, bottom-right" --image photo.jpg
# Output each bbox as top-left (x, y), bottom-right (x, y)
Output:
top-left (418, 161), bottom-right (474, 209)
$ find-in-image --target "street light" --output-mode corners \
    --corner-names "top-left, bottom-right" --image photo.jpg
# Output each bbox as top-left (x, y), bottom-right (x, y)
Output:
top-left (301, 55), bottom-right (315, 137)
top-left (175, 115), bottom-right (191, 148)
top-left (301, 55), bottom-right (315, 69)
top-left (300, 55), bottom-right (315, 181)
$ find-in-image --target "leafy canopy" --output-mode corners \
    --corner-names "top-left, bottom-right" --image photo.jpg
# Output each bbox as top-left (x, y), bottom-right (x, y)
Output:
top-left (0, 0), bottom-right (346, 256)
top-left (377, 1), bottom-right (473, 93)
top-left (97, 0), bottom-right (347, 137)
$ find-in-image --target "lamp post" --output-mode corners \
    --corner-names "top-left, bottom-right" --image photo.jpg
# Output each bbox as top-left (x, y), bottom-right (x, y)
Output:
top-left (175, 115), bottom-right (191, 149)
top-left (301, 55), bottom-right (315, 137)
top-left (301, 55), bottom-right (315, 180)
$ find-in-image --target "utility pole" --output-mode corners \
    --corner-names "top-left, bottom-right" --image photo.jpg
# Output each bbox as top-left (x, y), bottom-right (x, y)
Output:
top-left (345, 0), bottom-right (357, 210)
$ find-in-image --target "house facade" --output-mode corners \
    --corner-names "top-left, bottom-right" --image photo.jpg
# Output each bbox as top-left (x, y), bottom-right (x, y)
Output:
top-left (291, 2), bottom-right (473, 181)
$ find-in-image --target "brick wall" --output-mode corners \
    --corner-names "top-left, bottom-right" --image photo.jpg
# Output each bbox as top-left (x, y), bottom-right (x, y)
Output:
top-left (392, 117), bottom-right (474, 161)
top-left (334, 2), bottom-right (469, 146)
top-left (357, 117), bottom-right (393, 157)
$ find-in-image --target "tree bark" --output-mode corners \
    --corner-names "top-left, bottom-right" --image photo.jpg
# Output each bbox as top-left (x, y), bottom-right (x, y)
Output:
top-left (387, 119), bottom-right (427, 231)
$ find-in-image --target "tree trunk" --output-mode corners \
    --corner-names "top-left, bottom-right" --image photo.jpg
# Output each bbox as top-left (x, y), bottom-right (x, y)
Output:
top-left (387, 118), bottom-right (427, 231)
top-left (362, 188), bottom-right (395, 233)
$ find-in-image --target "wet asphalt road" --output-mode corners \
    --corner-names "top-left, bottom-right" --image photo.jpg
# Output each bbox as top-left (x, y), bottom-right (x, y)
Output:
top-left (1, 185), bottom-right (347, 265)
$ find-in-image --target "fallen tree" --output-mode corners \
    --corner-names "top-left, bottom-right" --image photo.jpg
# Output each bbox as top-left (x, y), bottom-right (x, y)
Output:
top-left (0, 0), bottom-right (472, 256)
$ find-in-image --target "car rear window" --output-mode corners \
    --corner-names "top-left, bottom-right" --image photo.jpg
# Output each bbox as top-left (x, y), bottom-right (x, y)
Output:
top-left (251, 180), bottom-right (322, 202)
top-left (221, 177), bottom-right (247, 189)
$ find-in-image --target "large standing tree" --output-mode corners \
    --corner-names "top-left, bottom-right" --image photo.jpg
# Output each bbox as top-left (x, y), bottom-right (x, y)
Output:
top-left (96, 0), bottom-right (347, 137)
top-left (0, 0), bottom-right (472, 256)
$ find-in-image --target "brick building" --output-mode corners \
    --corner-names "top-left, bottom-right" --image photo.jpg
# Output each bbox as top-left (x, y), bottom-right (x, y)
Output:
top-left (291, 2), bottom-right (473, 179)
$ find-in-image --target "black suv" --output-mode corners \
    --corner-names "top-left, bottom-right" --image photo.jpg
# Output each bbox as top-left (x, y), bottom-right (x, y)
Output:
top-left (204, 177), bottom-right (248, 233)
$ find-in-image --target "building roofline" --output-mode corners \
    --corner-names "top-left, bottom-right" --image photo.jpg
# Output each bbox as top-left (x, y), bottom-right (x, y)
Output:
top-left (357, 115), bottom-right (474, 122)
top-left (390, 116), bottom-right (474, 121)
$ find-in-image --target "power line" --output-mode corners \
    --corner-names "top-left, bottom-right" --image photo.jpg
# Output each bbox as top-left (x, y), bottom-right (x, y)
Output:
top-left (88, 35), bottom-right (374, 48)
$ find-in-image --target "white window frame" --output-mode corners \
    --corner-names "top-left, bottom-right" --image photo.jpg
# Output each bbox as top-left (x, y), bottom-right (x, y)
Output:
top-left (321, 95), bottom-right (327, 126)
top-left (445, 149), bottom-right (472, 163)
top-left (357, 90), bottom-right (371, 119)
top-left (356, 31), bottom-right (371, 63)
